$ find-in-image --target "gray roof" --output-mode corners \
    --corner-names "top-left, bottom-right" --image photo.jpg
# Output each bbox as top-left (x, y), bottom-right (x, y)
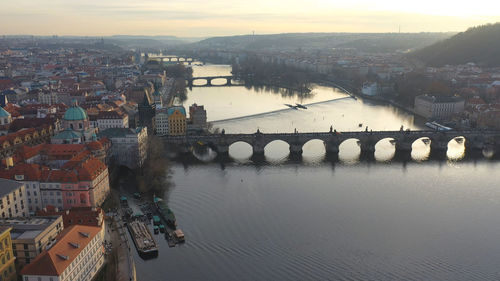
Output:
top-left (98, 127), bottom-right (144, 138)
top-left (1, 216), bottom-right (62, 240)
top-left (0, 178), bottom-right (23, 197)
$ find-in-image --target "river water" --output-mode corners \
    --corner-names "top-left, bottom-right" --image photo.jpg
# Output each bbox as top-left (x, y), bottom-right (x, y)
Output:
top-left (132, 64), bottom-right (500, 281)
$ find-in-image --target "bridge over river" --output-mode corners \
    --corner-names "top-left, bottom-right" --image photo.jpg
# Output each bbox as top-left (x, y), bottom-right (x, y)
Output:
top-left (186, 76), bottom-right (244, 87)
top-left (162, 129), bottom-right (500, 160)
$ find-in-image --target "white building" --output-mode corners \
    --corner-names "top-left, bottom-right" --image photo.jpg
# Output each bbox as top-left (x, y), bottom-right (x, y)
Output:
top-left (0, 178), bottom-right (29, 218)
top-left (96, 110), bottom-right (129, 130)
top-left (98, 127), bottom-right (148, 169)
top-left (20, 225), bottom-right (105, 281)
top-left (154, 108), bottom-right (169, 136)
top-left (414, 95), bottom-right (465, 119)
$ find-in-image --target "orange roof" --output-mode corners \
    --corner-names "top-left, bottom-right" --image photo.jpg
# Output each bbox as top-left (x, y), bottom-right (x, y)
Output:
top-left (20, 225), bottom-right (102, 276)
top-left (0, 163), bottom-right (43, 181)
top-left (87, 141), bottom-right (103, 151)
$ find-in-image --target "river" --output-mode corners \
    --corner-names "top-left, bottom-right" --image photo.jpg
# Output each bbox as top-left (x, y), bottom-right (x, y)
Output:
top-left (132, 64), bottom-right (500, 281)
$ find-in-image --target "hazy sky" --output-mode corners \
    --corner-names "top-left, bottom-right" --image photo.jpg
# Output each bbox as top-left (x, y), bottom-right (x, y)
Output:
top-left (1, 0), bottom-right (500, 37)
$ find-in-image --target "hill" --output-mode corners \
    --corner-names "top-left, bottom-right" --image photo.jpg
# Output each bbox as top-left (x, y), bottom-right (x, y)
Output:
top-left (192, 32), bottom-right (453, 53)
top-left (411, 23), bottom-right (500, 66)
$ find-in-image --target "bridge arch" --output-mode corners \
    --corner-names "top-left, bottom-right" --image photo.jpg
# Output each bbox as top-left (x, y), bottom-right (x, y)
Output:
top-left (374, 137), bottom-right (396, 162)
top-left (264, 139), bottom-right (290, 161)
top-left (228, 141), bottom-right (253, 160)
top-left (302, 139), bottom-right (326, 160)
top-left (446, 135), bottom-right (466, 160)
top-left (411, 137), bottom-right (431, 161)
top-left (338, 138), bottom-right (361, 162)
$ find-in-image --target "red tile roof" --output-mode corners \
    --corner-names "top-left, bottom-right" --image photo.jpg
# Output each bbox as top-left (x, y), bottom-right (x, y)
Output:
top-left (20, 225), bottom-right (102, 276)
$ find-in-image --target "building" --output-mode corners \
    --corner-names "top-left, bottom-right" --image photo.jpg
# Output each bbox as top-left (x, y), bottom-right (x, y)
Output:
top-left (1, 216), bottom-right (64, 266)
top-left (36, 206), bottom-right (104, 229)
top-left (51, 100), bottom-right (98, 144)
top-left (98, 127), bottom-right (148, 169)
top-left (37, 92), bottom-right (58, 105)
top-left (0, 107), bottom-right (12, 136)
top-left (167, 106), bottom-right (186, 136)
top-left (20, 225), bottom-right (104, 281)
top-left (154, 108), bottom-right (169, 136)
top-left (0, 226), bottom-right (16, 281)
top-left (138, 92), bottom-right (155, 131)
top-left (0, 163), bottom-right (43, 213)
top-left (187, 104), bottom-right (207, 134)
top-left (0, 179), bottom-right (29, 218)
top-left (96, 110), bottom-right (129, 130)
top-left (414, 95), bottom-right (465, 119)
top-left (361, 82), bottom-right (379, 96)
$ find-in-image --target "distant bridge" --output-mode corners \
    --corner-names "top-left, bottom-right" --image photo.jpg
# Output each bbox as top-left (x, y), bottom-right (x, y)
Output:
top-left (162, 129), bottom-right (500, 160)
top-left (186, 76), bottom-right (243, 87)
top-left (149, 56), bottom-right (198, 65)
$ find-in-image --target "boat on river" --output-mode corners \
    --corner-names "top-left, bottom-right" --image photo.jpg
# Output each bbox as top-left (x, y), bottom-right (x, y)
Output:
top-left (154, 196), bottom-right (177, 228)
top-left (127, 220), bottom-right (158, 258)
top-left (295, 103), bottom-right (307, 109)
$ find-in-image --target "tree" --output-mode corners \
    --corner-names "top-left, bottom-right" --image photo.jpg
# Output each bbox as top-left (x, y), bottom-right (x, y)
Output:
top-left (135, 135), bottom-right (173, 198)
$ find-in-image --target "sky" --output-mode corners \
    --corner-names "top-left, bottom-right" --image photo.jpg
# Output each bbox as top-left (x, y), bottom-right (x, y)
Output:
top-left (1, 0), bottom-right (500, 37)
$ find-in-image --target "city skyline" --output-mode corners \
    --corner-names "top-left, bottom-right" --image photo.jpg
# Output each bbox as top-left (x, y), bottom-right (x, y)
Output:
top-left (1, 0), bottom-right (500, 37)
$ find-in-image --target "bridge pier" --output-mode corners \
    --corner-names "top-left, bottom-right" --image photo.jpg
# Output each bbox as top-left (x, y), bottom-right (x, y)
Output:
top-left (289, 143), bottom-right (303, 161)
top-left (225, 78), bottom-right (231, 86)
top-left (324, 142), bottom-right (340, 162)
top-left (206, 78), bottom-right (212, 86)
top-left (359, 141), bottom-right (376, 161)
top-left (430, 140), bottom-right (448, 160)
top-left (394, 141), bottom-right (412, 162)
top-left (216, 144), bottom-right (229, 158)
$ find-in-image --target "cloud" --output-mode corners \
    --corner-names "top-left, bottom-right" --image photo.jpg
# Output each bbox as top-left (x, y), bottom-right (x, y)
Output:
top-left (0, 0), bottom-right (499, 36)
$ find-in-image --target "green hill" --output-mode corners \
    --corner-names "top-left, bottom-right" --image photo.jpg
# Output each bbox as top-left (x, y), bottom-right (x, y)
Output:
top-left (411, 23), bottom-right (500, 66)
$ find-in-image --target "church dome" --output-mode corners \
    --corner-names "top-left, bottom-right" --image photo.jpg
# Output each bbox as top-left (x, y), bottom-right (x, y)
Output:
top-left (63, 101), bottom-right (88, 121)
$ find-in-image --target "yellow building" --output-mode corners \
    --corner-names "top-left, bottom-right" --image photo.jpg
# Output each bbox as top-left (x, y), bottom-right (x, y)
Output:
top-left (0, 227), bottom-right (16, 281)
top-left (167, 106), bottom-right (187, 136)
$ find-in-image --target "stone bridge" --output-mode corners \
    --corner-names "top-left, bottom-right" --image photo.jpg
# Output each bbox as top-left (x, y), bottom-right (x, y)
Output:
top-left (150, 56), bottom-right (197, 65)
top-left (187, 76), bottom-right (242, 87)
top-left (162, 129), bottom-right (500, 159)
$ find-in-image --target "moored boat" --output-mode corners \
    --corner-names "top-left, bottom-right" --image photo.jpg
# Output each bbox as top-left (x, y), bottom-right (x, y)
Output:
top-left (174, 229), bottom-right (185, 243)
top-left (154, 196), bottom-right (177, 228)
top-left (127, 220), bottom-right (158, 258)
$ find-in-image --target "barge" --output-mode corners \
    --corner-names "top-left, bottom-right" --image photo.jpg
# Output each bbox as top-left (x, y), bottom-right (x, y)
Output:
top-left (127, 220), bottom-right (158, 258)
top-left (154, 196), bottom-right (177, 228)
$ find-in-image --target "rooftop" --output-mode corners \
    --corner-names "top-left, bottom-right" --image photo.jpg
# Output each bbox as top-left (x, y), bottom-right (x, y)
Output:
top-left (98, 127), bottom-right (144, 138)
top-left (0, 178), bottom-right (24, 198)
top-left (20, 225), bottom-right (101, 276)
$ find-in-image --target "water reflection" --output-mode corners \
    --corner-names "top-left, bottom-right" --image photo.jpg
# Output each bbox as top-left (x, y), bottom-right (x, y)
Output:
top-left (339, 139), bottom-right (361, 164)
top-left (192, 146), bottom-right (218, 162)
top-left (411, 138), bottom-right (431, 161)
top-left (229, 142), bottom-right (253, 162)
top-left (374, 138), bottom-right (396, 162)
top-left (447, 138), bottom-right (466, 161)
top-left (302, 139), bottom-right (326, 164)
top-left (264, 140), bottom-right (290, 163)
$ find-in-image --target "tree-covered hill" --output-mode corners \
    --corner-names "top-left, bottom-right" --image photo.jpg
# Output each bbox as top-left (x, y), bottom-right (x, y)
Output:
top-left (410, 23), bottom-right (500, 66)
